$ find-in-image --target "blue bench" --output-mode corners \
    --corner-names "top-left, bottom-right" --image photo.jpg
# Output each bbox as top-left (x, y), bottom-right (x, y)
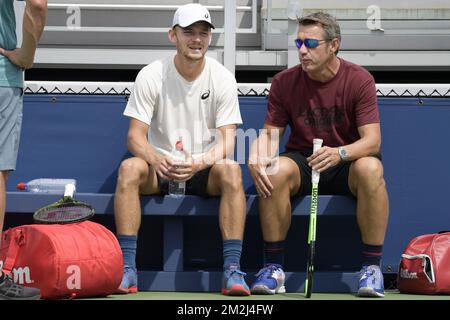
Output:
top-left (6, 94), bottom-right (450, 293)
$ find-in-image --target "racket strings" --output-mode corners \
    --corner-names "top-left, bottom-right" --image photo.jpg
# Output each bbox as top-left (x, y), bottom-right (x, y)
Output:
top-left (34, 204), bottom-right (94, 223)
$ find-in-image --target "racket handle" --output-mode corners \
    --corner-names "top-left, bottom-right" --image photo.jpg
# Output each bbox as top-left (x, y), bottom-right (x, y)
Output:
top-left (312, 138), bottom-right (323, 184)
top-left (64, 183), bottom-right (76, 197)
top-left (313, 138), bottom-right (323, 153)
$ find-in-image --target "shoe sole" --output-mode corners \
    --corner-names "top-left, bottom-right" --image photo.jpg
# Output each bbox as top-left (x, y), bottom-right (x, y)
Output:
top-left (221, 284), bottom-right (250, 296)
top-left (251, 285), bottom-right (286, 295)
top-left (114, 286), bottom-right (138, 294)
top-left (357, 287), bottom-right (385, 297)
top-left (0, 294), bottom-right (41, 300)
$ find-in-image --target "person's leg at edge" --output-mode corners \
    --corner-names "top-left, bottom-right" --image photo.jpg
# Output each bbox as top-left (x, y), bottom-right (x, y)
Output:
top-left (348, 157), bottom-right (389, 298)
top-left (0, 89), bottom-right (40, 300)
top-left (206, 160), bottom-right (250, 296)
top-left (0, 171), bottom-right (8, 240)
top-left (114, 157), bottom-right (159, 294)
top-left (251, 157), bottom-right (301, 294)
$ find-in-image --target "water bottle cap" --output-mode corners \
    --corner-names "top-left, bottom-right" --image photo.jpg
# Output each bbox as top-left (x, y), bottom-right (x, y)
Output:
top-left (175, 140), bottom-right (183, 151)
top-left (16, 182), bottom-right (26, 190)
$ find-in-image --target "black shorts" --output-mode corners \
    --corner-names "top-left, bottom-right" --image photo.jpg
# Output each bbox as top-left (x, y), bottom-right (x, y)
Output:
top-left (280, 151), bottom-right (354, 197)
top-left (157, 167), bottom-right (212, 197)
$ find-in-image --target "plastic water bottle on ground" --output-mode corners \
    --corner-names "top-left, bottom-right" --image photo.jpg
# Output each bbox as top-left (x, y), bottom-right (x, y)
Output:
top-left (168, 138), bottom-right (186, 197)
top-left (16, 178), bottom-right (77, 194)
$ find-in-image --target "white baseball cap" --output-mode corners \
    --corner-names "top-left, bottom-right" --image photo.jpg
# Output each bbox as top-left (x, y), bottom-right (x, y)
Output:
top-left (172, 3), bottom-right (215, 29)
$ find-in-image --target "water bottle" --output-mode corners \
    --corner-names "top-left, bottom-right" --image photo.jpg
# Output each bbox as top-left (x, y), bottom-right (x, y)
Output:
top-left (16, 178), bottom-right (77, 194)
top-left (168, 138), bottom-right (186, 197)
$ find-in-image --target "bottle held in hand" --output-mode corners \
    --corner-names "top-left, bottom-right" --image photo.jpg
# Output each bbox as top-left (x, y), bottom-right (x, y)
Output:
top-left (168, 139), bottom-right (186, 197)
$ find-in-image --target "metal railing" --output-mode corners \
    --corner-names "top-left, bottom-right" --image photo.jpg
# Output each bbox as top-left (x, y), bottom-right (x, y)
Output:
top-left (44, 2), bottom-right (257, 34)
top-left (43, 1), bottom-right (257, 74)
top-left (24, 81), bottom-right (450, 97)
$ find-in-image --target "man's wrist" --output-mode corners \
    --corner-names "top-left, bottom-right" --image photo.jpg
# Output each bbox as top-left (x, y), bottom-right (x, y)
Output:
top-left (338, 146), bottom-right (349, 161)
top-left (194, 158), bottom-right (208, 172)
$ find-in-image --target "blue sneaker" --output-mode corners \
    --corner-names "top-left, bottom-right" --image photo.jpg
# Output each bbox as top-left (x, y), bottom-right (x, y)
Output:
top-left (357, 265), bottom-right (385, 297)
top-left (115, 265), bottom-right (138, 294)
top-left (251, 264), bottom-right (286, 294)
top-left (221, 265), bottom-right (250, 296)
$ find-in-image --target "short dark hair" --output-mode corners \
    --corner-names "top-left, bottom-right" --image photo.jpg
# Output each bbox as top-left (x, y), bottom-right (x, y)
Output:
top-left (297, 12), bottom-right (341, 53)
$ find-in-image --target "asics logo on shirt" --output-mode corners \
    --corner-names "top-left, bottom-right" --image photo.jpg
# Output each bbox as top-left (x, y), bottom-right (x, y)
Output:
top-left (201, 90), bottom-right (211, 100)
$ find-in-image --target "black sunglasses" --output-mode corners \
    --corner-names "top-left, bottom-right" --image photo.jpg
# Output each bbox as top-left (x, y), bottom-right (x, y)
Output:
top-left (294, 38), bottom-right (326, 49)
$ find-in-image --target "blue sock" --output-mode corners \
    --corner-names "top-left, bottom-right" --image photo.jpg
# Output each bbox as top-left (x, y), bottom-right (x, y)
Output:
top-left (362, 243), bottom-right (383, 267)
top-left (263, 240), bottom-right (285, 267)
top-left (117, 235), bottom-right (137, 269)
top-left (223, 239), bottom-right (243, 270)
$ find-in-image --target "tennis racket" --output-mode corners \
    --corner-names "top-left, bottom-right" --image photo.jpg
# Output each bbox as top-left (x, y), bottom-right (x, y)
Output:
top-left (305, 138), bottom-right (323, 298)
top-left (33, 182), bottom-right (95, 224)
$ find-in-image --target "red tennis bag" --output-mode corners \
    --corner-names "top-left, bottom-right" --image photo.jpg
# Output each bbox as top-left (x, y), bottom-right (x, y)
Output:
top-left (0, 221), bottom-right (123, 299)
top-left (397, 231), bottom-right (450, 294)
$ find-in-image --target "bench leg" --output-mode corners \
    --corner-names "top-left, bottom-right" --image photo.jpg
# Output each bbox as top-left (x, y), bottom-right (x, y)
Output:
top-left (163, 217), bottom-right (183, 272)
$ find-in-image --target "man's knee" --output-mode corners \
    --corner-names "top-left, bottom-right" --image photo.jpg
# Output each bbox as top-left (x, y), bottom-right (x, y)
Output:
top-left (213, 161), bottom-right (243, 191)
top-left (267, 157), bottom-right (300, 190)
top-left (117, 157), bottom-right (149, 187)
top-left (350, 157), bottom-right (386, 191)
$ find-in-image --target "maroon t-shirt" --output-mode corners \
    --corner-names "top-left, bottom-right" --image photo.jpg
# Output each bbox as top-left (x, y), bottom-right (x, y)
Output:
top-left (265, 58), bottom-right (379, 155)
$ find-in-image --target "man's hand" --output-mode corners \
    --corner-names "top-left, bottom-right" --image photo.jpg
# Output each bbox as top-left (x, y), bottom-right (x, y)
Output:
top-left (307, 146), bottom-right (341, 173)
top-left (0, 48), bottom-right (31, 69)
top-left (248, 156), bottom-right (275, 198)
top-left (166, 150), bottom-right (199, 182)
top-left (151, 154), bottom-right (177, 181)
top-left (2, 0), bottom-right (48, 70)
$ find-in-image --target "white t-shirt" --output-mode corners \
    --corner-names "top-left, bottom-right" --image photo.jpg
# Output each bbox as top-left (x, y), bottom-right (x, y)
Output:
top-left (124, 56), bottom-right (242, 158)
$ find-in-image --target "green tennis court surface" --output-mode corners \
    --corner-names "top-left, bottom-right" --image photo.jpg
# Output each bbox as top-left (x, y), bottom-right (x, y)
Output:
top-left (89, 291), bottom-right (450, 300)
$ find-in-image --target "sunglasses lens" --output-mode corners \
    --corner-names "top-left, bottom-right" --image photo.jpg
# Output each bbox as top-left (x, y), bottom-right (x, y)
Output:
top-left (304, 39), bottom-right (319, 48)
top-left (295, 38), bottom-right (320, 49)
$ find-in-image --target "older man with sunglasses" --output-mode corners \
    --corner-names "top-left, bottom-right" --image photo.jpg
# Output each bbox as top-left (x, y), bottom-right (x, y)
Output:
top-left (248, 12), bottom-right (389, 297)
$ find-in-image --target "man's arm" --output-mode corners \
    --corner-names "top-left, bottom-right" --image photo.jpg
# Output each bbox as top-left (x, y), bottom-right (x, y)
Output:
top-left (196, 124), bottom-right (237, 171)
top-left (248, 124), bottom-right (286, 198)
top-left (127, 118), bottom-right (173, 180)
top-left (0, 0), bottom-right (48, 69)
top-left (341, 123), bottom-right (381, 161)
top-left (308, 123), bottom-right (381, 172)
top-left (169, 124), bottom-right (238, 182)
